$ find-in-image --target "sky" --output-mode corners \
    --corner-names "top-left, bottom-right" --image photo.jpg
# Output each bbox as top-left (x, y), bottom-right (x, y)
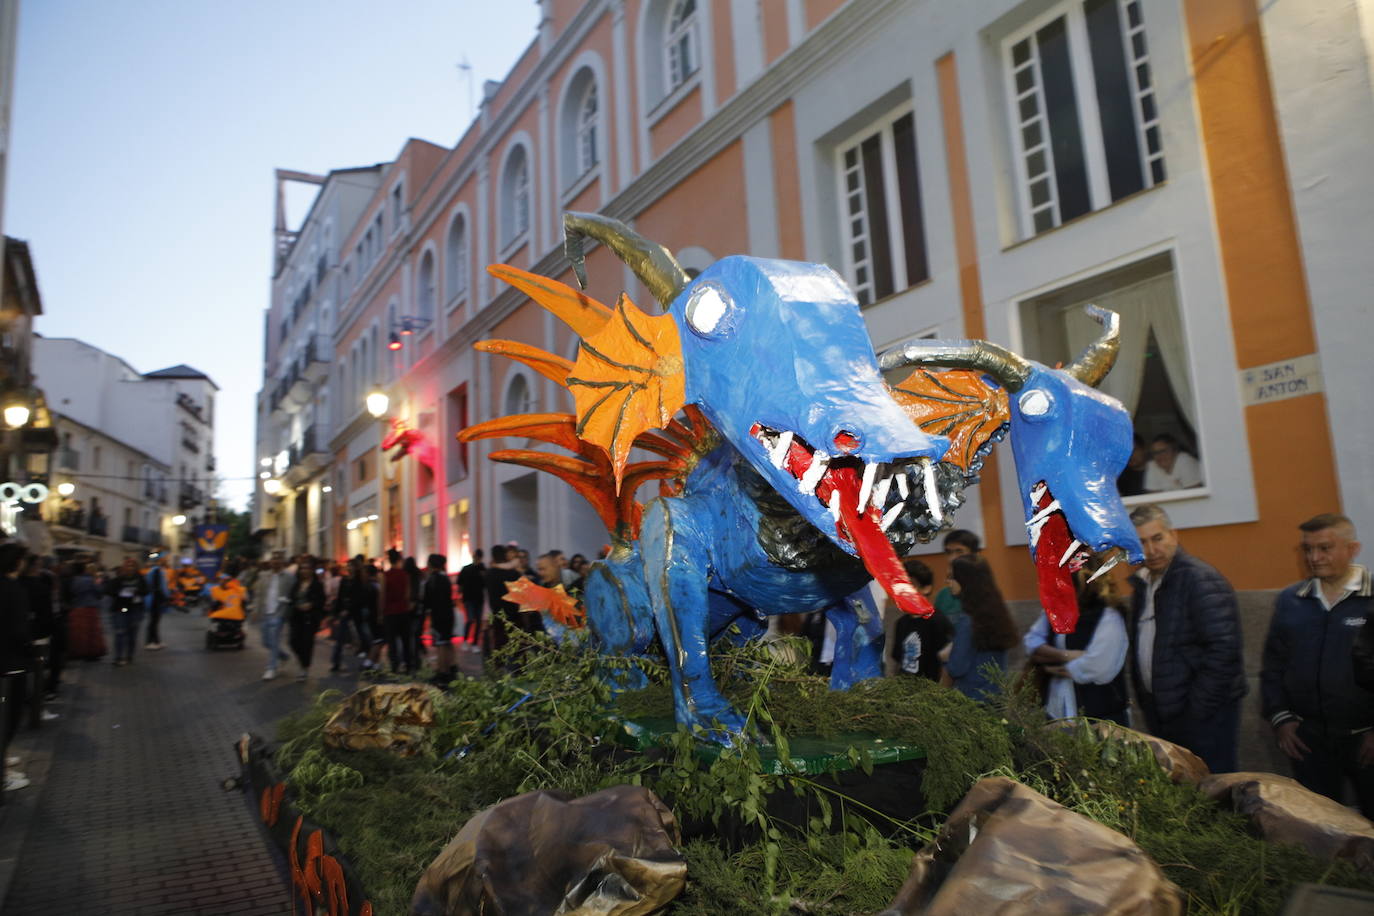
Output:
top-left (5, 0), bottom-right (541, 510)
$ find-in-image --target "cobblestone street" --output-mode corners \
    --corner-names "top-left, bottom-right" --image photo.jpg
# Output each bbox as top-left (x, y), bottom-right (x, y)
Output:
top-left (2, 610), bottom-right (356, 915)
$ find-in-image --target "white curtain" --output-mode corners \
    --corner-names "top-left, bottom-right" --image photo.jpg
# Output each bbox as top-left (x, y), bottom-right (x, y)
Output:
top-left (1061, 273), bottom-right (1189, 422)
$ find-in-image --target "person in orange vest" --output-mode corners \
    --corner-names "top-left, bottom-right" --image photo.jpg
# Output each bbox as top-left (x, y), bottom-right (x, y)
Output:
top-left (209, 569), bottom-right (247, 621)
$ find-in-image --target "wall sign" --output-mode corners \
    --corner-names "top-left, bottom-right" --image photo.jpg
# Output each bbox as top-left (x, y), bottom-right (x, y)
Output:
top-left (0, 481), bottom-right (49, 536)
top-left (1241, 354), bottom-right (1323, 407)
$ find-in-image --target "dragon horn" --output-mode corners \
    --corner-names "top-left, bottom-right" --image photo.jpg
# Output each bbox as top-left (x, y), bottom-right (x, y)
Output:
top-left (877, 339), bottom-right (1033, 393)
top-left (1063, 304), bottom-right (1120, 387)
top-left (563, 211), bottom-right (690, 308)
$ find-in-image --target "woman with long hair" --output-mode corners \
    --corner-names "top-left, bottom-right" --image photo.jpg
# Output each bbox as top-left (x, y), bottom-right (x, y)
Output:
top-left (940, 555), bottom-right (1018, 701)
top-left (66, 561), bottom-right (107, 660)
top-left (1023, 556), bottom-right (1130, 724)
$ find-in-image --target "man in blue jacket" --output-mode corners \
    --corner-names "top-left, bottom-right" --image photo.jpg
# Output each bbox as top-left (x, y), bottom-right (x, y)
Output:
top-left (1128, 504), bottom-right (1247, 772)
top-left (1260, 513), bottom-right (1373, 817)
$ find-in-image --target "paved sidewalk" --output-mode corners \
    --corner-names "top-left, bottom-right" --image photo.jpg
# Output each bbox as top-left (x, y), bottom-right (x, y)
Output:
top-left (1, 610), bottom-right (360, 915)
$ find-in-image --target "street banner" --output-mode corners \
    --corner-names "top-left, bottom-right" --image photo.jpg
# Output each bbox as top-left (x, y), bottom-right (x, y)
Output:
top-left (193, 523), bottom-right (229, 578)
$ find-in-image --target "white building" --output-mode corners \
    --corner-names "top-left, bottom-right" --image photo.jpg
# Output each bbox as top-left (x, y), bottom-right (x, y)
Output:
top-left (254, 164), bottom-right (386, 556)
top-left (48, 412), bottom-right (173, 566)
top-left (33, 337), bottom-right (218, 538)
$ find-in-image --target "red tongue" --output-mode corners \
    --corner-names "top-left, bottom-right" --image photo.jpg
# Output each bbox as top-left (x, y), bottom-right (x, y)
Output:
top-left (826, 466), bottom-right (935, 618)
top-left (1031, 489), bottom-right (1079, 634)
top-left (777, 437), bottom-right (932, 616)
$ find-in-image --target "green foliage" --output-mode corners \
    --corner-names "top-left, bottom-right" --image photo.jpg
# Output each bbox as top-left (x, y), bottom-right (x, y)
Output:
top-left (272, 634), bottom-right (1374, 916)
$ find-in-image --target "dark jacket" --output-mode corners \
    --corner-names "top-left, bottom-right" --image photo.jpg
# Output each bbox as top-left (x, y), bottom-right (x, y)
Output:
top-left (288, 578), bottom-right (326, 622)
top-left (1128, 548), bottom-right (1247, 725)
top-left (1356, 611), bottom-right (1374, 693)
top-left (105, 572), bottom-right (149, 613)
top-left (456, 562), bottom-right (486, 603)
top-left (423, 571), bottom-right (454, 614)
top-left (1260, 567), bottom-right (1373, 734)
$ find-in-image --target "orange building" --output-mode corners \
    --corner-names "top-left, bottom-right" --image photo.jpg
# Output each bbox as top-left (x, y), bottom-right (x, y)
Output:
top-left (256, 0), bottom-right (1373, 617)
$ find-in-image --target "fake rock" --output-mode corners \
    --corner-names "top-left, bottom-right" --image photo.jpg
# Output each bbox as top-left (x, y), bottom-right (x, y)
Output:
top-left (1201, 771), bottom-right (1374, 871)
top-left (410, 784), bottom-right (686, 916)
top-left (880, 776), bottom-right (1182, 915)
top-left (322, 684), bottom-right (438, 756)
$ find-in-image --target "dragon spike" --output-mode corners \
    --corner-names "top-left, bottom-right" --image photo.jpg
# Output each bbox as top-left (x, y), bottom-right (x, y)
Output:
top-left (563, 212), bottom-right (691, 308)
top-left (474, 340), bottom-right (573, 387)
top-left (488, 264), bottom-right (613, 339)
top-left (1063, 304), bottom-right (1120, 388)
top-left (877, 338), bottom-right (1033, 393)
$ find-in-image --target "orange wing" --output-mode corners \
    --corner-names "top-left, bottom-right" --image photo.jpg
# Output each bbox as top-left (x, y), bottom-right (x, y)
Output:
top-left (566, 294), bottom-right (685, 491)
top-left (890, 369), bottom-right (1009, 470)
top-left (504, 578), bottom-right (585, 629)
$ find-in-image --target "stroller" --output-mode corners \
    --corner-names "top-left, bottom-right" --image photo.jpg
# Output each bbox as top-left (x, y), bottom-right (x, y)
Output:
top-left (206, 616), bottom-right (245, 651)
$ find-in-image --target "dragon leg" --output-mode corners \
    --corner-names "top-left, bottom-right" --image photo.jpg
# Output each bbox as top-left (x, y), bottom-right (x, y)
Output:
top-left (825, 587), bottom-right (886, 689)
top-left (641, 497), bottom-right (749, 740)
top-left (583, 550), bottom-right (655, 692)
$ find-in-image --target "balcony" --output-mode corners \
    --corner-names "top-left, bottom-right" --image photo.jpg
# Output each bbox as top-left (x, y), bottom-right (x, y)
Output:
top-left (282, 425), bottom-right (329, 486)
top-left (141, 528), bottom-right (162, 547)
top-left (121, 524), bottom-right (140, 544)
top-left (179, 484), bottom-right (205, 510)
top-left (88, 514), bottom-right (108, 537)
top-left (56, 448), bottom-right (80, 469)
top-left (301, 335), bottom-right (331, 384)
top-left (56, 506), bottom-right (86, 530)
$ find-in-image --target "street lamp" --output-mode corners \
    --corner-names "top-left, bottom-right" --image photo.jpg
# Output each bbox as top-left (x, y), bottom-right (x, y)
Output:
top-left (365, 389), bottom-right (390, 418)
top-left (56, 482), bottom-right (75, 497)
top-left (172, 514), bottom-right (187, 526)
top-left (3, 403), bottom-right (29, 428)
top-left (263, 478), bottom-right (283, 496)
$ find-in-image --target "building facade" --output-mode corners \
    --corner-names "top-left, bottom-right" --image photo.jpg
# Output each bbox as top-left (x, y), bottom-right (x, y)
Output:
top-left (254, 165), bottom-right (386, 557)
top-left (47, 412), bottom-right (173, 566)
top-left (257, 0), bottom-right (1374, 603)
top-left (33, 337), bottom-right (217, 560)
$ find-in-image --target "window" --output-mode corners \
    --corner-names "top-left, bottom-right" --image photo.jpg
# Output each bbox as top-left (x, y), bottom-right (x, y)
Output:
top-left (666, 0), bottom-right (699, 93)
top-left (1004, 0), bottom-right (1164, 237)
top-left (576, 82), bottom-right (599, 176)
top-left (504, 372), bottom-right (532, 417)
top-left (390, 183), bottom-right (403, 231)
top-left (417, 251), bottom-right (436, 322)
top-left (445, 214), bottom-right (468, 301)
top-left (501, 145), bottom-right (531, 247)
top-left (1017, 252), bottom-right (1201, 498)
top-left (836, 106), bottom-right (929, 307)
top-left (446, 384), bottom-right (469, 482)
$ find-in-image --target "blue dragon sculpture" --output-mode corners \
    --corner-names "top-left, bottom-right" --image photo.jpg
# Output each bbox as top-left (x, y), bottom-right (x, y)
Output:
top-left (461, 213), bottom-right (1143, 740)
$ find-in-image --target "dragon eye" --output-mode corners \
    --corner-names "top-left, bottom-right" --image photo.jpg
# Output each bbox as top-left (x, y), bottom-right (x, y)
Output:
top-left (684, 285), bottom-right (733, 338)
top-left (1019, 389), bottom-right (1053, 418)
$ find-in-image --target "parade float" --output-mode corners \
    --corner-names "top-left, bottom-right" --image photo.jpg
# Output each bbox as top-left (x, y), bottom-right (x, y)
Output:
top-left (239, 215), bottom-right (1374, 915)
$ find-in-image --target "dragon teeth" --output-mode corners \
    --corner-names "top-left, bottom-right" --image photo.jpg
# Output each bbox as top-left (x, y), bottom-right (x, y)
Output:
top-left (921, 458), bottom-right (942, 524)
top-left (873, 474), bottom-right (893, 511)
top-left (1087, 554), bottom-right (1120, 584)
top-left (1026, 500), bottom-right (1061, 529)
top-left (895, 473), bottom-right (909, 500)
top-left (798, 453), bottom-right (829, 494)
top-left (857, 462), bottom-right (878, 514)
top-left (1059, 539), bottom-right (1082, 568)
top-left (828, 490), bottom-right (841, 522)
top-left (880, 502), bottom-right (904, 531)
top-left (770, 430), bottom-right (794, 468)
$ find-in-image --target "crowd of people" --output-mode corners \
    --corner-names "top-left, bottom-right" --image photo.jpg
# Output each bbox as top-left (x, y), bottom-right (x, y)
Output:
top-left (5, 507), bottom-right (1371, 821)
top-left (883, 509), bottom-right (1374, 820)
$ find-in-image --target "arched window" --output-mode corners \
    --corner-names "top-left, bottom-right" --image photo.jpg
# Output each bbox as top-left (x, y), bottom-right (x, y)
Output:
top-left (666, 0), bottom-right (698, 93)
top-left (501, 145), bottom-right (531, 247)
top-left (417, 250), bottom-right (436, 322)
top-left (577, 82), bottom-right (599, 176)
top-left (504, 372), bottom-right (532, 417)
top-left (445, 213), bottom-right (468, 300)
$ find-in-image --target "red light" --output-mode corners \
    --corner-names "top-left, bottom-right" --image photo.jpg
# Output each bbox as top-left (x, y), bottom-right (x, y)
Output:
top-left (400, 327), bottom-right (414, 336)
top-left (388, 339), bottom-right (402, 351)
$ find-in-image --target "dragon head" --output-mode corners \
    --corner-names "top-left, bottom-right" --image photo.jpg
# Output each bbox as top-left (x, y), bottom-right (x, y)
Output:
top-left (879, 307), bottom-right (1144, 632)
top-left (563, 215), bottom-right (947, 616)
